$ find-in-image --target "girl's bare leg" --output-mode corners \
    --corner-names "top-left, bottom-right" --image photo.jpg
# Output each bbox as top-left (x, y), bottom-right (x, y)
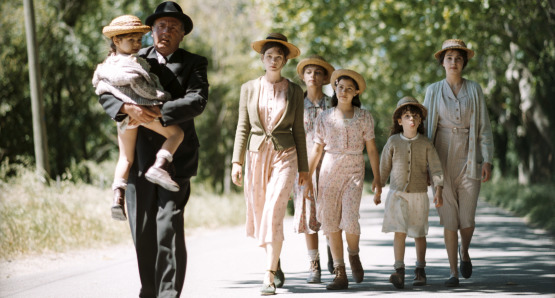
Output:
top-left (142, 121), bottom-right (184, 154)
top-left (114, 128), bottom-right (138, 181)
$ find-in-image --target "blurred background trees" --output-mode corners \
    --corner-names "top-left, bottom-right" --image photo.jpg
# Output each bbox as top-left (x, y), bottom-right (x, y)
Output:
top-left (1, 0), bottom-right (553, 189)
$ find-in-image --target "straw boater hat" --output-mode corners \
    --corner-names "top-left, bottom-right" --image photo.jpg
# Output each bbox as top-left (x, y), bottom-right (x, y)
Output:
top-left (102, 15), bottom-right (151, 39)
top-left (330, 69), bottom-right (366, 94)
top-left (393, 96), bottom-right (427, 120)
top-left (296, 55), bottom-right (335, 85)
top-left (251, 33), bottom-right (301, 59)
top-left (434, 39), bottom-right (475, 59)
top-left (145, 1), bottom-right (194, 36)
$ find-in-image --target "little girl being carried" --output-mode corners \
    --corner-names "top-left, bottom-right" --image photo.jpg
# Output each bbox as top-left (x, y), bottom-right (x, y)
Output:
top-left (379, 96), bottom-right (444, 289)
top-left (92, 15), bottom-right (184, 221)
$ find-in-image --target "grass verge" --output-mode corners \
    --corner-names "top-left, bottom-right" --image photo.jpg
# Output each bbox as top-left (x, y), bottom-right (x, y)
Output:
top-left (480, 178), bottom-right (555, 234)
top-left (0, 161), bottom-right (245, 261)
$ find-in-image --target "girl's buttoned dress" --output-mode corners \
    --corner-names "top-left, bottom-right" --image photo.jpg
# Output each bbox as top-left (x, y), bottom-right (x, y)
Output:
top-left (293, 96), bottom-right (331, 234)
top-left (314, 107), bottom-right (375, 235)
top-left (244, 77), bottom-right (299, 246)
top-left (380, 133), bottom-right (443, 238)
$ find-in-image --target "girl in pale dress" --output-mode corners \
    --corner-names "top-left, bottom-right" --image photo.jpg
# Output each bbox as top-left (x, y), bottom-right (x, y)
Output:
top-left (293, 55), bottom-right (335, 283)
top-left (307, 69), bottom-right (382, 290)
top-left (424, 39), bottom-right (494, 287)
top-left (379, 96), bottom-right (444, 289)
top-left (231, 33), bottom-right (309, 295)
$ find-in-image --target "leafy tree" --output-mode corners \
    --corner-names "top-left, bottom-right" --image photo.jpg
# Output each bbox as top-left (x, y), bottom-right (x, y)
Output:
top-left (263, 0), bottom-right (555, 184)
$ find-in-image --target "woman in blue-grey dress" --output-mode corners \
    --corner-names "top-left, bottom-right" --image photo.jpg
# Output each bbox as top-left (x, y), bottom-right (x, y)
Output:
top-left (423, 39), bottom-right (494, 287)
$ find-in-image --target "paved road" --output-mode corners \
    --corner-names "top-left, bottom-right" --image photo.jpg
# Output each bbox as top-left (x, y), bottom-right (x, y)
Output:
top-left (1, 189), bottom-right (554, 297)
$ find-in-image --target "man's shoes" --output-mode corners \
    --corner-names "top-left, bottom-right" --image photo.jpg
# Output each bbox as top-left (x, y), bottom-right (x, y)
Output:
top-left (389, 267), bottom-right (405, 289)
top-left (274, 259), bottom-right (284, 288)
top-left (348, 254), bottom-right (364, 283)
top-left (327, 245), bottom-right (334, 274)
top-left (445, 276), bottom-right (460, 287)
top-left (145, 156), bottom-right (180, 192)
top-left (306, 259), bottom-right (321, 283)
top-left (412, 267), bottom-right (427, 286)
top-left (326, 265), bottom-right (348, 290)
top-left (111, 187), bottom-right (127, 221)
top-left (459, 246), bottom-right (472, 279)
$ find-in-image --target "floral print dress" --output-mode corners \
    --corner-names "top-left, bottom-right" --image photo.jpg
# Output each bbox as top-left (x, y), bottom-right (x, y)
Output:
top-left (314, 107), bottom-right (375, 235)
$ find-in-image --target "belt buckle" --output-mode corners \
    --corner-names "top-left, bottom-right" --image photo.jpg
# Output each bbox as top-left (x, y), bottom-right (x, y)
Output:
top-left (452, 127), bottom-right (458, 133)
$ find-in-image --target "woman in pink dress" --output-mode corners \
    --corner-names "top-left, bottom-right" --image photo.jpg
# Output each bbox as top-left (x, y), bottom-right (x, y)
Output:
top-left (307, 69), bottom-right (382, 290)
top-left (231, 33), bottom-right (309, 295)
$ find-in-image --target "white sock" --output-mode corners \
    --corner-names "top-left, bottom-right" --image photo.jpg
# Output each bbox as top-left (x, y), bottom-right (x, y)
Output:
top-left (156, 149), bottom-right (173, 162)
top-left (333, 259), bottom-right (345, 267)
top-left (112, 178), bottom-right (127, 190)
top-left (394, 260), bottom-right (405, 269)
top-left (347, 247), bottom-right (359, 256)
top-left (416, 261), bottom-right (426, 268)
top-left (308, 249), bottom-right (319, 261)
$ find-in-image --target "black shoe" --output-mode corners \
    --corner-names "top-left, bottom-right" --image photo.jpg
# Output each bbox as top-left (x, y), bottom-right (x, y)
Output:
top-left (275, 259), bottom-right (284, 288)
top-left (327, 245), bottom-right (334, 274)
top-left (459, 246), bottom-right (472, 279)
top-left (445, 276), bottom-right (460, 287)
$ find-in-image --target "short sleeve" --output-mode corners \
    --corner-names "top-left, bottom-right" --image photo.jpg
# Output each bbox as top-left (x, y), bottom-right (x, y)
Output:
top-left (313, 112), bottom-right (326, 145)
top-left (362, 110), bottom-right (375, 141)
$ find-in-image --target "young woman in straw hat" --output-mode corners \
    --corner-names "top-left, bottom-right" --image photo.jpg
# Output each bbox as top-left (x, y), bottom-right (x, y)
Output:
top-left (306, 69), bottom-right (382, 290)
top-left (231, 33), bottom-right (309, 295)
top-left (293, 55), bottom-right (335, 283)
top-left (379, 96), bottom-right (444, 289)
top-left (93, 15), bottom-right (184, 221)
top-left (423, 39), bottom-right (494, 287)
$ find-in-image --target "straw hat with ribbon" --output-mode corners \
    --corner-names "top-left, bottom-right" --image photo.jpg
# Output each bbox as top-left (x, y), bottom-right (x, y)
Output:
top-left (296, 55), bottom-right (335, 85)
top-left (393, 96), bottom-right (427, 121)
top-left (251, 33), bottom-right (300, 59)
top-left (434, 39), bottom-right (475, 59)
top-left (330, 69), bottom-right (366, 94)
top-left (102, 15), bottom-right (151, 39)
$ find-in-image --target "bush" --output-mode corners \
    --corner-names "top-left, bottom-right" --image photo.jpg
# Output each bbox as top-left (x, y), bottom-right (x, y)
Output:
top-left (481, 179), bottom-right (555, 234)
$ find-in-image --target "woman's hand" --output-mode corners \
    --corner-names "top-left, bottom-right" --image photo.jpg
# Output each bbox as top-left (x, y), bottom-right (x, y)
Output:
top-left (434, 186), bottom-right (444, 207)
top-left (121, 103), bottom-right (161, 125)
top-left (304, 179), bottom-right (314, 201)
top-left (372, 180), bottom-right (382, 205)
top-left (481, 162), bottom-right (492, 182)
top-left (298, 172), bottom-right (309, 186)
top-left (231, 163), bottom-right (243, 187)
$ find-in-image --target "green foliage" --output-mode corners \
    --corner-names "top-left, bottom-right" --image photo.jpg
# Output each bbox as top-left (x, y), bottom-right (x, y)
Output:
top-left (2, 0), bottom-right (554, 190)
top-left (481, 179), bottom-right (555, 234)
top-left (265, 0), bottom-right (555, 183)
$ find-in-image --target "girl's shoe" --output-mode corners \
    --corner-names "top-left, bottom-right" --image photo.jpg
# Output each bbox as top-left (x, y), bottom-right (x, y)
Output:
top-left (348, 254), bottom-right (364, 283)
top-left (145, 156), bottom-right (180, 192)
top-left (261, 270), bottom-right (276, 295)
top-left (111, 188), bottom-right (127, 221)
top-left (326, 265), bottom-right (348, 290)
top-left (413, 267), bottom-right (427, 286)
top-left (275, 259), bottom-right (284, 288)
top-left (389, 267), bottom-right (405, 289)
top-left (306, 259), bottom-right (321, 283)
top-left (445, 276), bottom-right (460, 287)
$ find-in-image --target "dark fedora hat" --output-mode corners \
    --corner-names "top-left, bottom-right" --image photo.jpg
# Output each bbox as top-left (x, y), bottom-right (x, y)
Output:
top-left (145, 1), bottom-right (193, 35)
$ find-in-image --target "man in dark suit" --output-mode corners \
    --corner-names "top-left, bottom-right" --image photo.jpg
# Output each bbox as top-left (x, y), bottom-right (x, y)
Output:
top-left (98, 2), bottom-right (208, 297)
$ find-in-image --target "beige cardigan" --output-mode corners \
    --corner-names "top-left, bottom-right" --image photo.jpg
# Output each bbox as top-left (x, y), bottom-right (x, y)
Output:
top-left (380, 134), bottom-right (444, 193)
top-left (232, 77), bottom-right (308, 172)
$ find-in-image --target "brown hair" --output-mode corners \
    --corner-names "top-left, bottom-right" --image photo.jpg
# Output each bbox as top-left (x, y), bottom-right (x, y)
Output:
top-left (261, 41), bottom-right (290, 60)
top-left (107, 32), bottom-right (144, 56)
top-left (390, 105), bottom-right (425, 136)
top-left (437, 48), bottom-right (468, 69)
